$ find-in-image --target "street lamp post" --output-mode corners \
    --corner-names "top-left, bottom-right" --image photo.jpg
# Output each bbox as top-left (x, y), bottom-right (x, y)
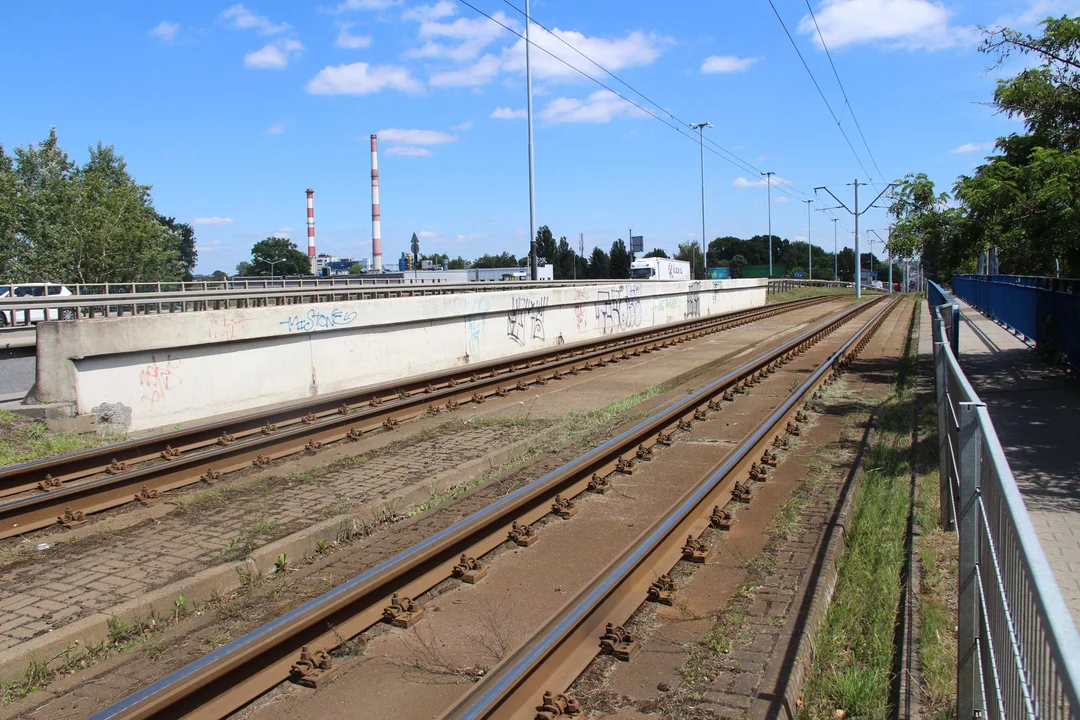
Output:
top-left (762, 171), bottom-right (776, 276)
top-left (690, 122), bottom-right (712, 280)
top-left (803, 199), bottom-right (814, 281)
top-left (268, 259), bottom-right (281, 284)
top-left (832, 218), bottom-right (838, 282)
top-left (525, 0), bottom-right (537, 281)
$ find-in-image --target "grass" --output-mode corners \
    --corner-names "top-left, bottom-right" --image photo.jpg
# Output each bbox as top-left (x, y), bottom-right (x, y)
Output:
top-left (0, 410), bottom-right (119, 466)
top-left (218, 519), bottom-right (280, 562)
top-left (799, 303), bottom-right (919, 720)
top-left (914, 398), bottom-right (958, 719)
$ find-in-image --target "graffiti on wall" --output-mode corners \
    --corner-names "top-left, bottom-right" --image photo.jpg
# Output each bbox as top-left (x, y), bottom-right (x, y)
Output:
top-left (465, 297), bottom-right (491, 356)
top-left (279, 307), bottom-right (358, 333)
top-left (573, 289), bottom-right (590, 331)
top-left (685, 281), bottom-right (702, 319)
top-left (139, 354), bottom-right (182, 409)
top-left (208, 316), bottom-right (251, 342)
top-left (595, 284), bottom-right (643, 335)
top-left (507, 296), bottom-right (548, 346)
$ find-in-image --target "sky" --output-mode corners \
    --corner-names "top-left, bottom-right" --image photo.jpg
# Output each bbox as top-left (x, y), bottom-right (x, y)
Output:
top-left (2, 0), bottom-right (1077, 274)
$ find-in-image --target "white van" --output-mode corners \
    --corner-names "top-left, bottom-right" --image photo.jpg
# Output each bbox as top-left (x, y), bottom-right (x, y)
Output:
top-left (0, 283), bottom-right (76, 326)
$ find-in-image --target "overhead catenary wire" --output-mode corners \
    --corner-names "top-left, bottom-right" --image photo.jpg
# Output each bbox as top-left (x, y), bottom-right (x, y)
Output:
top-left (458, 0), bottom-right (810, 202)
top-left (763, 0), bottom-right (878, 186)
top-left (801, 0), bottom-right (887, 184)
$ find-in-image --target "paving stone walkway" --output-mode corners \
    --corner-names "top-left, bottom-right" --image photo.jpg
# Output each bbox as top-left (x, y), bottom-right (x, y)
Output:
top-left (951, 300), bottom-right (1080, 626)
top-left (0, 425), bottom-right (531, 652)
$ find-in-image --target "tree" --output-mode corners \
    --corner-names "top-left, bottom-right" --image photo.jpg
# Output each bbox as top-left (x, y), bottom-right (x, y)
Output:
top-left (157, 214), bottom-right (197, 280)
top-left (0, 145), bottom-right (18, 282)
top-left (248, 237), bottom-right (310, 276)
top-left (473, 252), bottom-right (519, 268)
top-left (535, 226), bottom-right (557, 267)
top-left (211, 270), bottom-right (228, 281)
top-left (609, 238), bottom-right (630, 279)
top-left (730, 254), bottom-right (747, 279)
top-left (675, 241), bottom-right (705, 279)
top-left (588, 246), bottom-right (610, 278)
top-left (448, 256), bottom-right (467, 269)
top-left (349, 263), bottom-right (364, 274)
top-left (644, 248), bottom-right (669, 258)
top-left (889, 172), bottom-right (963, 282)
top-left (235, 261), bottom-right (254, 276)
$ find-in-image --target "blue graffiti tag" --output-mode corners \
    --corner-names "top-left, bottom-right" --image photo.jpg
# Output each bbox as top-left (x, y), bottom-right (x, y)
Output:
top-left (279, 308), bottom-right (359, 333)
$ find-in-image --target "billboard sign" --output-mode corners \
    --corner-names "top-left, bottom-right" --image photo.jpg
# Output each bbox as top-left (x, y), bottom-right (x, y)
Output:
top-left (707, 267), bottom-right (731, 279)
top-left (630, 235), bottom-right (644, 253)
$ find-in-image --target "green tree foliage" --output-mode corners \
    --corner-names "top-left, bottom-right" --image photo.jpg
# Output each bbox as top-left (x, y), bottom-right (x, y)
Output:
top-left (587, 246), bottom-right (610, 278)
top-left (555, 236), bottom-right (575, 279)
top-left (894, 18), bottom-right (1080, 277)
top-left (1, 128), bottom-right (189, 284)
top-left (349, 263), bottom-right (364, 274)
top-left (235, 261), bottom-right (254, 276)
top-left (643, 248), bottom-right (669, 258)
top-left (211, 270), bottom-right (228, 281)
top-left (246, 237), bottom-right (310, 276)
top-left (730, 254), bottom-right (747, 279)
top-left (535, 226), bottom-right (557, 265)
top-left (156, 215), bottom-right (197, 280)
top-left (608, 238), bottom-right (630, 279)
top-left (675, 241), bottom-right (706, 279)
top-left (448, 256), bottom-right (467, 269)
top-left (473, 252), bottom-right (520, 268)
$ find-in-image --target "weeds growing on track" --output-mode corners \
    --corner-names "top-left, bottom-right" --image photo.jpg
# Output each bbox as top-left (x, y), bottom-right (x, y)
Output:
top-left (799, 304), bottom-right (920, 720)
top-left (0, 410), bottom-right (119, 466)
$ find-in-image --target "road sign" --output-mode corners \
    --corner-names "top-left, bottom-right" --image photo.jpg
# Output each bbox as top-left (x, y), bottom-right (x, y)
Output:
top-left (630, 235), bottom-right (644, 253)
top-left (793, 271), bottom-right (804, 278)
top-left (410, 232), bottom-right (419, 257)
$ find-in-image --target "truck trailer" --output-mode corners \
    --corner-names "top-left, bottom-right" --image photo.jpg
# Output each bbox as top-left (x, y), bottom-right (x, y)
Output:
top-left (630, 257), bottom-right (691, 280)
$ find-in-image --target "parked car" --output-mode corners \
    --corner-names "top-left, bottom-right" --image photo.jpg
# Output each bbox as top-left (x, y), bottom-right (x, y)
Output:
top-left (0, 283), bottom-right (76, 326)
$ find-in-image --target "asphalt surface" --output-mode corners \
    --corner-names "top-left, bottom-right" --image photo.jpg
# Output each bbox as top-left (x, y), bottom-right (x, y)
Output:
top-left (0, 354), bottom-right (35, 398)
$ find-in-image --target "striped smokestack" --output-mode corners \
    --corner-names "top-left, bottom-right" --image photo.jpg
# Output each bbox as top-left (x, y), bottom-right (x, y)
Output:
top-left (306, 188), bottom-right (316, 275)
top-left (371, 134), bottom-right (382, 271)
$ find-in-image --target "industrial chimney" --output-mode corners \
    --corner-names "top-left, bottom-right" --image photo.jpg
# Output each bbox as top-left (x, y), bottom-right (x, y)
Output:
top-left (306, 188), bottom-right (316, 275)
top-left (371, 134), bottom-right (383, 272)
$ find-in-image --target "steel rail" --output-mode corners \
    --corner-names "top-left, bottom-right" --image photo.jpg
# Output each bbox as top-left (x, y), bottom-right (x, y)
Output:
top-left (442, 296), bottom-right (901, 720)
top-left (0, 298), bottom-right (834, 539)
top-left (88, 296), bottom-right (886, 720)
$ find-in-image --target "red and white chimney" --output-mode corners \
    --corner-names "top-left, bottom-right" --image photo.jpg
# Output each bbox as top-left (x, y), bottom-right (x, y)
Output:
top-left (306, 188), bottom-right (316, 275)
top-left (371, 134), bottom-right (383, 271)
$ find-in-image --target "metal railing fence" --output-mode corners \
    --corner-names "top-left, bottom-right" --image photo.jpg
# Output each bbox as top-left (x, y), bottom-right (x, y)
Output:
top-left (952, 274), bottom-right (1080, 368)
top-left (929, 280), bottom-right (1080, 719)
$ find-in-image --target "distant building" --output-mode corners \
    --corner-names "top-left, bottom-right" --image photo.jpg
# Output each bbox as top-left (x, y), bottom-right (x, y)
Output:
top-left (468, 265), bottom-right (554, 282)
top-left (316, 255), bottom-right (359, 276)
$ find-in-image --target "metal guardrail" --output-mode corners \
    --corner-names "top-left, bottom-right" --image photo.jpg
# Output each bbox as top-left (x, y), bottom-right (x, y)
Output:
top-left (0, 279), bottom-right (616, 329)
top-left (767, 278), bottom-right (855, 293)
top-left (929, 280), bottom-right (1080, 720)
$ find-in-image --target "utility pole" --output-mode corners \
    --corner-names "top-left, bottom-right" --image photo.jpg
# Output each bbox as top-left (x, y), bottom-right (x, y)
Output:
top-left (888, 225), bottom-right (893, 293)
top-left (762, 171), bottom-right (776, 277)
top-left (803, 199), bottom-right (814, 281)
top-left (814, 180), bottom-right (894, 300)
top-left (525, 0), bottom-right (537, 281)
top-left (691, 122), bottom-right (712, 281)
top-left (832, 218), bottom-right (838, 281)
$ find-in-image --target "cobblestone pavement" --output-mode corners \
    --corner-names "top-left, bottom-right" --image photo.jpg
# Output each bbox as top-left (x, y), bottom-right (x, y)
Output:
top-left (951, 301), bottom-right (1080, 626)
top-left (0, 425), bottom-right (531, 652)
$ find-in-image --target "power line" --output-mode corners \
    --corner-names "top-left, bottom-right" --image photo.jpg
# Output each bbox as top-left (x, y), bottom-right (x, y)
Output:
top-left (460, 0), bottom-right (811, 202)
top-left (763, 0), bottom-right (878, 185)
top-left (801, 0), bottom-right (886, 184)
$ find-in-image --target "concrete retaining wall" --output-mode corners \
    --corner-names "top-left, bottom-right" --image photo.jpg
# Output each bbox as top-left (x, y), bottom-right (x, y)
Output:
top-left (31, 279), bottom-right (766, 431)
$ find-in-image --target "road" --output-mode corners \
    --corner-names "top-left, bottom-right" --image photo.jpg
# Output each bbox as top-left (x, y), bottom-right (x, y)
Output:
top-left (0, 353), bottom-right (35, 399)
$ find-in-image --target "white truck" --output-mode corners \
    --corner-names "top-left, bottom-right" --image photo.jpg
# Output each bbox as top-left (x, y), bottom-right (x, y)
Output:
top-left (630, 257), bottom-right (691, 281)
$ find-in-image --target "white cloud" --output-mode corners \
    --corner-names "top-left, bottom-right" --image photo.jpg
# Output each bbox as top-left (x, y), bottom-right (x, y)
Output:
top-left (430, 54), bottom-right (501, 87)
top-left (540, 90), bottom-right (648, 124)
top-left (329, 0), bottom-right (402, 10)
top-left (775, 196), bottom-right (790, 203)
top-left (386, 146), bottom-right (432, 156)
top-left (491, 107), bottom-right (526, 119)
top-left (453, 120), bottom-right (474, 130)
top-left (221, 4), bottom-right (290, 35)
top-left (733, 176), bottom-right (793, 188)
top-left (701, 55), bottom-right (758, 73)
top-left (244, 39), bottom-right (304, 69)
top-left (151, 21), bottom-right (179, 41)
top-left (193, 217), bottom-right (235, 226)
top-left (335, 22), bottom-right (372, 48)
top-left (307, 62), bottom-right (422, 94)
top-left (417, 230), bottom-right (440, 238)
top-left (996, 0), bottom-right (1080, 28)
top-left (402, 1), bottom-right (457, 22)
top-left (271, 227), bottom-right (293, 238)
top-left (264, 121), bottom-right (287, 134)
top-left (950, 141), bottom-right (995, 153)
top-left (408, 14), bottom-right (512, 62)
top-left (797, 0), bottom-right (976, 51)
top-left (503, 28), bottom-right (667, 82)
top-left (377, 128), bottom-right (456, 144)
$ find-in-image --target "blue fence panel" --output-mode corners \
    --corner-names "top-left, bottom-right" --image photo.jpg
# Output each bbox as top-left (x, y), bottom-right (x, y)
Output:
top-left (953, 274), bottom-right (1080, 367)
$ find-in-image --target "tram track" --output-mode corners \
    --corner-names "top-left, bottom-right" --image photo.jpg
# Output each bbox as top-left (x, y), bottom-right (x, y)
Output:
top-left (84, 295), bottom-right (893, 720)
top-left (0, 297), bottom-right (834, 540)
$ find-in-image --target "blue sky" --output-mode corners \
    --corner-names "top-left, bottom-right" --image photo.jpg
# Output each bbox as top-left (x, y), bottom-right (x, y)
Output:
top-left (3, 0), bottom-right (1077, 273)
